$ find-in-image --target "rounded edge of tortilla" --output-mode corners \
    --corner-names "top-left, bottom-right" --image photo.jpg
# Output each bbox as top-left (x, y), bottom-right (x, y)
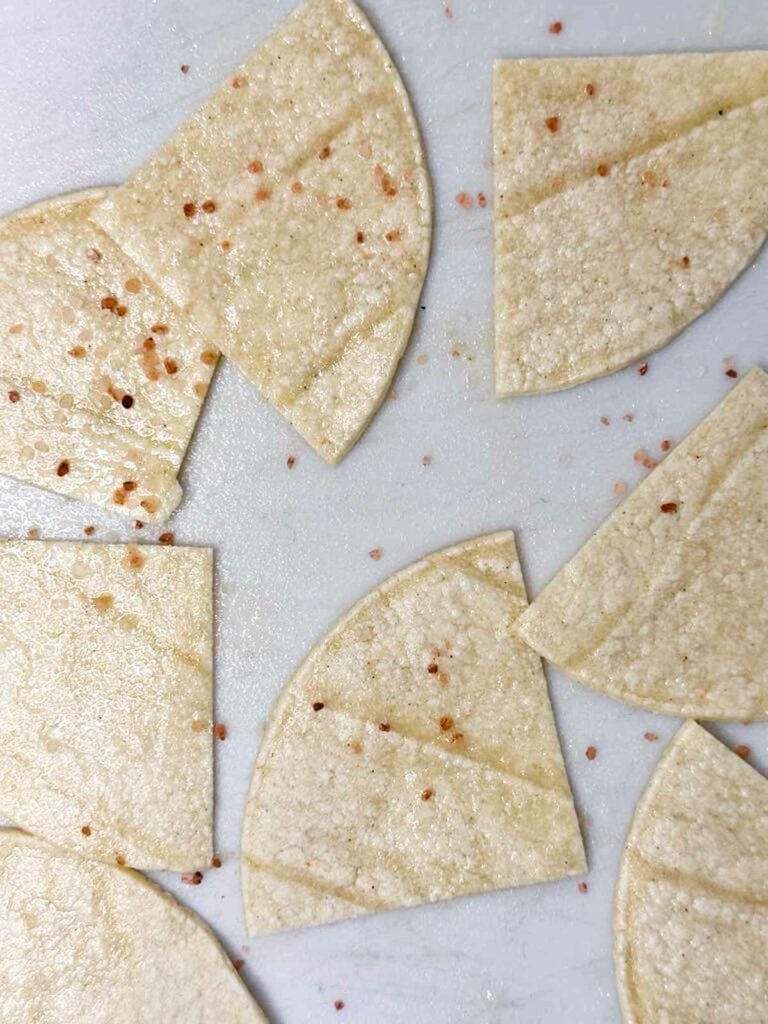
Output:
top-left (240, 530), bottom-right (515, 930)
top-left (613, 721), bottom-right (711, 1024)
top-left (496, 241), bottom-right (764, 397)
top-left (292, 0), bottom-right (433, 463)
top-left (0, 827), bottom-right (267, 1022)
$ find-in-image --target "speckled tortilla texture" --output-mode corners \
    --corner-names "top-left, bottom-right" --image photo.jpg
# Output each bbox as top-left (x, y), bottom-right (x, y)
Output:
top-left (493, 52), bottom-right (768, 394)
top-left (0, 541), bottom-right (213, 870)
top-left (516, 368), bottom-right (768, 720)
top-left (0, 831), bottom-right (266, 1024)
top-left (615, 722), bottom-right (768, 1024)
top-left (241, 532), bottom-right (585, 935)
top-left (93, 0), bottom-right (431, 463)
top-left (0, 189), bottom-right (217, 523)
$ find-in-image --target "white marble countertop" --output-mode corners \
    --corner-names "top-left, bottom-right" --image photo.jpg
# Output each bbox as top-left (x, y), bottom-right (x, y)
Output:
top-left (1, 0), bottom-right (766, 1021)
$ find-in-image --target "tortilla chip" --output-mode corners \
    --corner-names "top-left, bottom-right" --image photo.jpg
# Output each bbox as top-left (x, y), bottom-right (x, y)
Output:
top-left (93, 0), bottom-right (431, 463)
top-left (0, 541), bottom-right (213, 870)
top-left (0, 188), bottom-right (216, 523)
top-left (0, 830), bottom-right (266, 1022)
top-left (241, 532), bottom-right (585, 935)
top-left (493, 52), bottom-right (768, 394)
top-left (516, 368), bottom-right (768, 720)
top-left (615, 722), bottom-right (768, 1023)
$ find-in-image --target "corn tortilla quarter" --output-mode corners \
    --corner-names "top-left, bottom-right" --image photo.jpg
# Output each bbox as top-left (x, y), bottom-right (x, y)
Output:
top-left (0, 541), bottom-right (213, 871)
top-left (241, 532), bottom-right (585, 935)
top-left (0, 189), bottom-right (217, 523)
top-left (516, 368), bottom-right (768, 720)
top-left (93, 0), bottom-right (431, 463)
top-left (493, 52), bottom-right (768, 395)
top-left (615, 722), bottom-right (768, 1023)
top-left (0, 830), bottom-right (266, 1023)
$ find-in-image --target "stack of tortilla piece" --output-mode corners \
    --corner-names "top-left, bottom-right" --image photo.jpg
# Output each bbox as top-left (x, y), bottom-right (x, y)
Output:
top-left (93, 0), bottom-right (431, 463)
top-left (493, 52), bottom-right (768, 394)
top-left (0, 189), bottom-right (216, 523)
top-left (0, 540), bottom-right (265, 1021)
top-left (242, 532), bottom-right (585, 934)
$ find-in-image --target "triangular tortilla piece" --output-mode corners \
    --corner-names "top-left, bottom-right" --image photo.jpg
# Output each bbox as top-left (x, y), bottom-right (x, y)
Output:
top-left (93, 0), bottom-right (431, 463)
top-left (0, 831), bottom-right (266, 1023)
top-left (615, 722), bottom-right (768, 1024)
top-left (242, 532), bottom-right (585, 935)
top-left (516, 368), bottom-right (768, 720)
top-left (0, 190), bottom-right (217, 523)
top-left (493, 52), bottom-right (768, 394)
top-left (0, 541), bottom-right (213, 870)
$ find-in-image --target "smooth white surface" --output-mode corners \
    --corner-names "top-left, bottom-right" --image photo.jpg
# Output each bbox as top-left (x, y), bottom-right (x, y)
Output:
top-left (0, 1), bottom-right (766, 1022)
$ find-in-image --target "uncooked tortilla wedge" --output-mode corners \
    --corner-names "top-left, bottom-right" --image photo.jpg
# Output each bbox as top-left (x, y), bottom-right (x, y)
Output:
top-left (242, 532), bottom-right (585, 935)
top-left (0, 830), bottom-right (266, 1023)
top-left (493, 52), bottom-right (768, 394)
top-left (615, 722), bottom-right (768, 1023)
top-left (0, 189), bottom-right (217, 523)
top-left (0, 541), bottom-right (213, 870)
top-left (93, 0), bottom-right (431, 463)
top-left (516, 368), bottom-right (768, 720)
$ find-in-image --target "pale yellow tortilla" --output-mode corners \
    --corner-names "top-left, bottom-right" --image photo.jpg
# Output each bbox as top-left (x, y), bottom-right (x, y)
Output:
top-left (0, 189), bottom-right (217, 522)
top-left (493, 52), bottom-right (768, 394)
top-left (0, 541), bottom-right (213, 870)
top-left (615, 722), bottom-right (768, 1023)
top-left (93, 0), bottom-right (431, 463)
top-left (0, 830), bottom-right (266, 1023)
top-left (516, 368), bottom-right (768, 720)
top-left (241, 532), bottom-right (585, 935)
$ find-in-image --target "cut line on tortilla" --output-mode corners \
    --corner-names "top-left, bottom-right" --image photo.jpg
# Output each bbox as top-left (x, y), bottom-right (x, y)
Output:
top-left (615, 721), bottom-right (768, 1023)
top-left (0, 830), bottom-right (266, 1023)
top-left (0, 188), bottom-right (217, 523)
top-left (241, 532), bottom-right (585, 935)
top-left (93, 0), bottom-right (432, 463)
top-left (493, 52), bottom-right (768, 394)
top-left (516, 367), bottom-right (768, 720)
top-left (0, 540), bottom-right (213, 871)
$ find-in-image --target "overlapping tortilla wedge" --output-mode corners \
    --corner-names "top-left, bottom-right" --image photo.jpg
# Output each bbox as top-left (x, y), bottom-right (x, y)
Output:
top-left (0, 541), bottom-right (213, 870)
top-left (93, 0), bottom-right (431, 462)
top-left (516, 368), bottom-right (768, 720)
top-left (241, 532), bottom-right (585, 935)
top-left (493, 52), bottom-right (768, 394)
top-left (615, 722), bottom-right (768, 1023)
top-left (0, 830), bottom-right (266, 1023)
top-left (0, 189), bottom-right (216, 523)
